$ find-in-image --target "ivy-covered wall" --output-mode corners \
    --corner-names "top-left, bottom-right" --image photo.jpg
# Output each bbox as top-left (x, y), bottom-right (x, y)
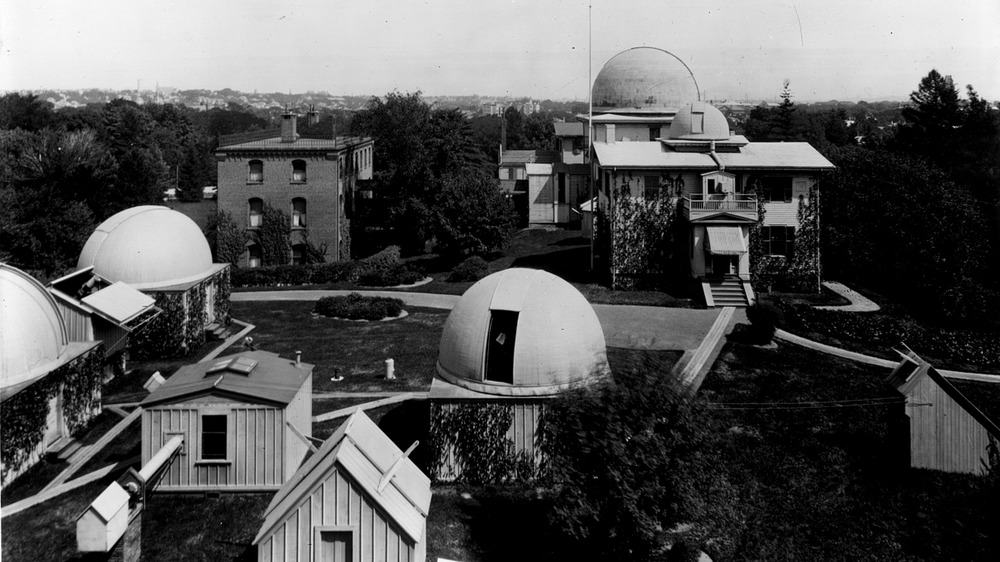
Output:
top-left (429, 402), bottom-right (540, 484)
top-left (214, 266), bottom-right (232, 327)
top-left (750, 182), bottom-right (822, 293)
top-left (129, 268), bottom-right (230, 359)
top-left (1, 345), bottom-right (104, 486)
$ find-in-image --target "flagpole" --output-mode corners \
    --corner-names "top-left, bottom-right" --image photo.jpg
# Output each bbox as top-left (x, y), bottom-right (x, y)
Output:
top-left (588, 2), bottom-right (595, 272)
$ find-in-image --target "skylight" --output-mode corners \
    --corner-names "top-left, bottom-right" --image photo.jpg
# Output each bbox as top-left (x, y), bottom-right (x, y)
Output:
top-left (205, 357), bottom-right (259, 376)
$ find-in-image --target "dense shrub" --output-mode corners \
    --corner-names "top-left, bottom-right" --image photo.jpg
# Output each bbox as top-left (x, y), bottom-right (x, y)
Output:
top-left (230, 261), bottom-right (358, 288)
top-left (357, 245), bottom-right (401, 274)
top-left (745, 302), bottom-right (781, 344)
top-left (313, 293), bottom-right (403, 321)
top-left (447, 255), bottom-right (490, 282)
top-left (357, 263), bottom-right (424, 287)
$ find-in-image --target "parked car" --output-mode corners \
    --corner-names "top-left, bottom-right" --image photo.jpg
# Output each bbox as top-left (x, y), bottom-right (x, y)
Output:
top-left (202, 185), bottom-right (218, 199)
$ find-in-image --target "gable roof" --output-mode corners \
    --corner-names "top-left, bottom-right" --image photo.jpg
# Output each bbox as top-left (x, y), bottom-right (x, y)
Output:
top-left (888, 351), bottom-right (1000, 438)
top-left (255, 410), bottom-right (431, 545)
top-left (140, 351), bottom-right (312, 408)
top-left (553, 122), bottom-right (584, 137)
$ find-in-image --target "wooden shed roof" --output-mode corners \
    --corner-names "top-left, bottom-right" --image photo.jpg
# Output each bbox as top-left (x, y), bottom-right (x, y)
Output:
top-left (888, 351), bottom-right (1000, 438)
top-left (255, 410), bottom-right (431, 545)
top-left (141, 351), bottom-right (313, 408)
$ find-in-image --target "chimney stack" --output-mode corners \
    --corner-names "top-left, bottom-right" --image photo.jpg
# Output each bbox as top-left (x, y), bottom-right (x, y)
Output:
top-left (307, 105), bottom-right (320, 127)
top-left (281, 112), bottom-right (298, 143)
top-left (296, 351), bottom-right (302, 366)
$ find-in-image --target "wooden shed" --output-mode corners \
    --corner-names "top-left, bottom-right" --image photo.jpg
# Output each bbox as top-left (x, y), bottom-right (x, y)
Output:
top-left (140, 351), bottom-right (313, 492)
top-left (254, 410), bottom-right (431, 562)
top-left (888, 351), bottom-right (1000, 475)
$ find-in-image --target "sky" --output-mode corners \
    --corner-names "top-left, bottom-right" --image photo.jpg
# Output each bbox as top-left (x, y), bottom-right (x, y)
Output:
top-left (2, 0), bottom-right (998, 102)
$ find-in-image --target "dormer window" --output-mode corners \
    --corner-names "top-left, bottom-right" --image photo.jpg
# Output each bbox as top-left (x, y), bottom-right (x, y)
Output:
top-left (292, 160), bottom-right (306, 182)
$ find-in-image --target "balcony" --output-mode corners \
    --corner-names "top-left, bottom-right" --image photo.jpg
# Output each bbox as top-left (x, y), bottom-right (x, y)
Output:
top-left (682, 194), bottom-right (758, 222)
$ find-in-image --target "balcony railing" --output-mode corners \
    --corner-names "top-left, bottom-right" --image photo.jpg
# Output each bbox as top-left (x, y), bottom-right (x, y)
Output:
top-left (682, 194), bottom-right (758, 217)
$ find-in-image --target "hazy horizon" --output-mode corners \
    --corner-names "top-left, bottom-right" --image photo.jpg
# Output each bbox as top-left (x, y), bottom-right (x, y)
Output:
top-left (3, 0), bottom-right (998, 104)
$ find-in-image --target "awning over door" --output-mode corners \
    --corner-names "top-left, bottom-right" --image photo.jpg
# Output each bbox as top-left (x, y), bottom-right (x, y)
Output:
top-left (705, 226), bottom-right (747, 255)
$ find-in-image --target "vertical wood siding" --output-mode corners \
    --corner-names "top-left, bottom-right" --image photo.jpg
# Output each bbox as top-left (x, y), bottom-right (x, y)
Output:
top-left (433, 400), bottom-right (545, 481)
top-left (143, 405), bottom-right (285, 490)
top-left (907, 377), bottom-right (993, 474)
top-left (258, 467), bottom-right (415, 562)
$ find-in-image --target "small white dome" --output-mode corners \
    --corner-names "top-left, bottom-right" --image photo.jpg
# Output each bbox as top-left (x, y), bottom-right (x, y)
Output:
top-left (77, 206), bottom-right (214, 290)
top-left (437, 268), bottom-right (610, 396)
top-left (0, 264), bottom-right (68, 385)
top-left (668, 102), bottom-right (731, 141)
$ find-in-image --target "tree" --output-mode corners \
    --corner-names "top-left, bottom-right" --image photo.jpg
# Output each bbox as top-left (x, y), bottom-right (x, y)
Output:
top-left (255, 203), bottom-right (291, 266)
top-left (94, 99), bottom-right (169, 217)
top-left (541, 366), bottom-right (729, 561)
top-left (897, 69), bottom-right (962, 160)
top-left (430, 171), bottom-right (518, 258)
top-left (206, 210), bottom-right (248, 265)
top-left (0, 93), bottom-right (54, 131)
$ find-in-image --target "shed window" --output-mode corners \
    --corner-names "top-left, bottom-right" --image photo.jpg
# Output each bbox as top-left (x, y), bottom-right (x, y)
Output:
top-left (201, 414), bottom-right (228, 461)
top-left (249, 160), bottom-right (264, 183)
top-left (292, 198), bottom-right (307, 228)
top-left (484, 311), bottom-right (518, 384)
top-left (292, 160), bottom-right (307, 182)
top-left (644, 176), bottom-right (661, 199)
top-left (248, 198), bottom-right (263, 228)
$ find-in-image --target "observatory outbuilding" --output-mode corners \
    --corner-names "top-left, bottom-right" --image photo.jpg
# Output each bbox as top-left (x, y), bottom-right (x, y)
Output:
top-left (77, 205), bottom-right (232, 358)
top-left (430, 268), bottom-right (610, 481)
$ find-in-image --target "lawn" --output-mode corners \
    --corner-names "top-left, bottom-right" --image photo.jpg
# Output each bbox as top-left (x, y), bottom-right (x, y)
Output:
top-left (104, 338), bottom-right (227, 404)
top-left (238, 227), bottom-right (703, 308)
top-left (228, 302), bottom-right (448, 394)
top-left (698, 341), bottom-right (999, 560)
top-left (1, 480), bottom-right (107, 562)
top-left (141, 493), bottom-right (271, 561)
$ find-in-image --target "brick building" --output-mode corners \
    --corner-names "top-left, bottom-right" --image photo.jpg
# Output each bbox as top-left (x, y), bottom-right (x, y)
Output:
top-left (216, 112), bottom-right (373, 266)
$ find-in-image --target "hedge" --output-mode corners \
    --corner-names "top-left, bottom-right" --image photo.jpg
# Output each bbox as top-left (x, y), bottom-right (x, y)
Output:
top-left (448, 256), bottom-right (490, 282)
top-left (313, 293), bottom-right (404, 321)
top-left (357, 264), bottom-right (425, 287)
top-left (231, 246), bottom-right (403, 289)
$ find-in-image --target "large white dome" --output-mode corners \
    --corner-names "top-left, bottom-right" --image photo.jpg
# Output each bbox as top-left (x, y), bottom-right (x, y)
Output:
top-left (0, 264), bottom-right (68, 386)
top-left (592, 47), bottom-right (700, 111)
top-left (77, 206), bottom-right (214, 290)
top-left (437, 268), bottom-right (610, 397)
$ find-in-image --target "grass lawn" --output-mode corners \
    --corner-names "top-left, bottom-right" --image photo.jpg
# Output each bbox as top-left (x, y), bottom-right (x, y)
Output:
top-left (228, 302), bottom-right (447, 394)
top-left (1, 480), bottom-right (107, 562)
top-left (70, 419), bottom-right (141, 480)
top-left (238, 227), bottom-right (703, 308)
top-left (104, 338), bottom-right (226, 404)
top-left (140, 493), bottom-right (271, 561)
top-left (698, 342), bottom-right (998, 560)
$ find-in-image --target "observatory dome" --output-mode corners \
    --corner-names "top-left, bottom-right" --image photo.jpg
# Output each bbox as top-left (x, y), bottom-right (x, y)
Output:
top-left (77, 206), bottom-right (214, 290)
top-left (0, 264), bottom-right (68, 385)
top-left (592, 47), bottom-right (700, 111)
top-left (668, 102), bottom-right (731, 141)
top-left (436, 268), bottom-right (610, 397)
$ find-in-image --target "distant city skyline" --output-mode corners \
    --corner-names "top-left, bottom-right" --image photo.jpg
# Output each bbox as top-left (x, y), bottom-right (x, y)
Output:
top-left (2, 0), bottom-right (998, 103)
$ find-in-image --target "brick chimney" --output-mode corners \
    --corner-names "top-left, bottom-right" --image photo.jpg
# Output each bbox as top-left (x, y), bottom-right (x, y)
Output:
top-left (281, 112), bottom-right (298, 143)
top-left (307, 105), bottom-right (320, 127)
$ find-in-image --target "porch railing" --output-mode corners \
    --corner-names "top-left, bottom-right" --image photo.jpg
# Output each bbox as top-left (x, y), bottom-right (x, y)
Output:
top-left (683, 194), bottom-right (758, 213)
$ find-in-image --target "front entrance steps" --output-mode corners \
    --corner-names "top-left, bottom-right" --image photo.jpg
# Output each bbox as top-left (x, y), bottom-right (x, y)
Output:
top-left (702, 277), bottom-right (753, 308)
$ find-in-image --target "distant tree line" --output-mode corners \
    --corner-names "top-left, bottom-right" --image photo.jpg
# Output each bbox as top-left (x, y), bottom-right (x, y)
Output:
top-left (744, 73), bottom-right (1000, 328)
top-left (0, 94), bottom-right (273, 278)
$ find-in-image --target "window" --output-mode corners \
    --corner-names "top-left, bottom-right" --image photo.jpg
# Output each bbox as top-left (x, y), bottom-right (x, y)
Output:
top-left (649, 126), bottom-right (661, 140)
top-left (557, 174), bottom-right (566, 203)
top-left (248, 245), bottom-right (262, 268)
top-left (761, 226), bottom-right (795, 258)
top-left (292, 244), bottom-right (306, 265)
top-left (292, 198), bottom-right (307, 228)
top-left (644, 176), bottom-right (661, 199)
top-left (248, 198), bottom-right (263, 228)
top-left (760, 177), bottom-right (793, 203)
top-left (200, 414), bottom-right (228, 461)
top-left (292, 160), bottom-right (307, 182)
top-left (248, 160), bottom-right (263, 183)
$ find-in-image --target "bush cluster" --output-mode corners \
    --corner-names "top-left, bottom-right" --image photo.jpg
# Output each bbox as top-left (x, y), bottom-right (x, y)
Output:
top-left (744, 303), bottom-right (782, 344)
top-left (357, 263), bottom-right (425, 287)
top-left (313, 293), bottom-right (404, 321)
top-left (447, 256), bottom-right (490, 282)
top-left (230, 246), bottom-right (404, 288)
top-left (780, 303), bottom-right (1000, 369)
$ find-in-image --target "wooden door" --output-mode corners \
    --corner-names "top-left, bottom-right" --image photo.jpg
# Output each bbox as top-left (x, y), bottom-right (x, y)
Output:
top-left (319, 530), bottom-right (353, 562)
top-left (44, 391), bottom-right (64, 448)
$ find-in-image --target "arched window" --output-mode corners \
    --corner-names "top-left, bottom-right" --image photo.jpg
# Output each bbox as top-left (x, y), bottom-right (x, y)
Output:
top-left (291, 244), bottom-right (306, 265)
top-left (248, 160), bottom-right (264, 183)
top-left (248, 198), bottom-right (263, 228)
top-left (291, 198), bottom-right (306, 228)
top-left (248, 244), bottom-right (262, 268)
top-left (291, 159), bottom-right (307, 182)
